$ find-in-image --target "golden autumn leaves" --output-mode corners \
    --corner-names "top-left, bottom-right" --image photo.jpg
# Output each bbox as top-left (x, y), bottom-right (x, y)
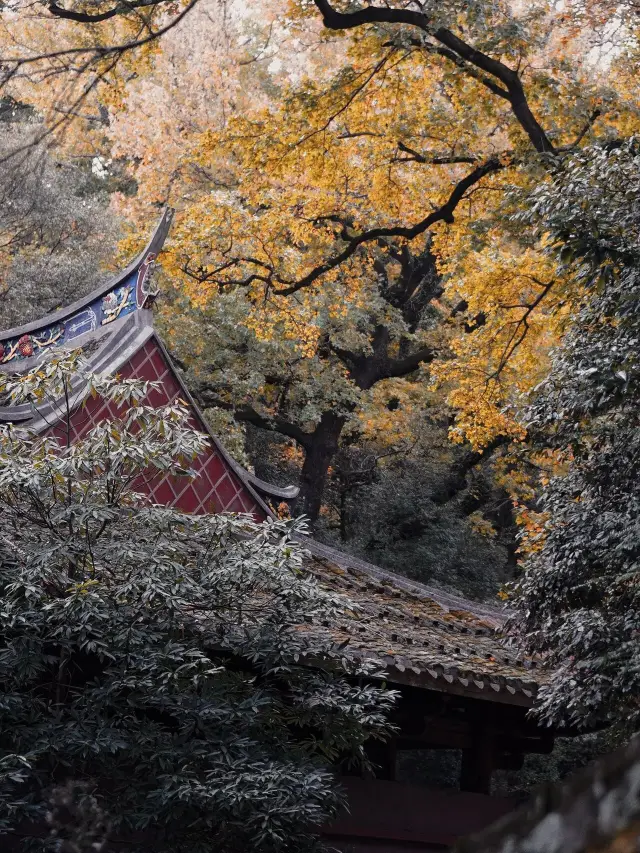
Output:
top-left (2, 0), bottom-right (639, 531)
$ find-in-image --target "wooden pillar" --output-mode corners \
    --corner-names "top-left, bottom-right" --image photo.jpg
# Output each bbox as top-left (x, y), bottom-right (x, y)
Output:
top-left (460, 726), bottom-right (494, 794)
top-left (365, 737), bottom-right (397, 781)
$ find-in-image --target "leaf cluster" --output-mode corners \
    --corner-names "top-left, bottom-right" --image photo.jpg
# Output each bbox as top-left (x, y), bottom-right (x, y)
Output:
top-left (509, 141), bottom-right (640, 732)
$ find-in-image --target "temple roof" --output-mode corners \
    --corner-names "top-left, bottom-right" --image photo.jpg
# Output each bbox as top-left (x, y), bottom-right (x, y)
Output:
top-left (0, 209), bottom-right (545, 707)
top-left (303, 540), bottom-right (542, 706)
top-left (0, 210), bottom-right (297, 512)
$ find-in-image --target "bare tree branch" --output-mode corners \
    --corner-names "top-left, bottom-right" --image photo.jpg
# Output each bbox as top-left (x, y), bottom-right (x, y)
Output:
top-left (490, 279), bottom-right (556, 380)
top-left (47, 0), bottom-right (169, 23)
top-left (0, 0), bottom-right (200, 165)
top-left (395, 140), bottom-right (478, 164)
top-left (432, 435), bottom-right (509, 506)
top-left (195, 386), bottom-right (313, 450)
top-left (384, 345), bottom-right (435, 379)
top-left (558, 108), bottom-right (603, 151)
top-left (0, 0), bottom-right (199, 69)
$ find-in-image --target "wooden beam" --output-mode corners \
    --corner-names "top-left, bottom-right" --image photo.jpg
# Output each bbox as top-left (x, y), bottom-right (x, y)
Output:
top-left (495, 751), bottom-right (525, 771)
top-left (395, 708), bottom-right (554, 756)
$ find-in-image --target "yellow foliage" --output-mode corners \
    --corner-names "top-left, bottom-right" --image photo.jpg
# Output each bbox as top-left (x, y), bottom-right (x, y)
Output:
top-left (3, 0), bottom-right (639, 503)
top-left (514, 503), bottom-right (550, 556)
top-left (467, 511), bottom-right (497, 539)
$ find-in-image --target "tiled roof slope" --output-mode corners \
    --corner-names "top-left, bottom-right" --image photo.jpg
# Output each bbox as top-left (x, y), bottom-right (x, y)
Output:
top-left (301, 540), bottom-right (543, 706)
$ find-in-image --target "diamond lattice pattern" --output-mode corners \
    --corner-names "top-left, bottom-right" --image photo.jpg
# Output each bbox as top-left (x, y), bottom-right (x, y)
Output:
top-left (48, 339), bottom-right (266, 519)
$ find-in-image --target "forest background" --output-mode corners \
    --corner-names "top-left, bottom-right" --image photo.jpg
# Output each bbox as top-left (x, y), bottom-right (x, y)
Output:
top-left (0, 0), bottom-right (638, 788)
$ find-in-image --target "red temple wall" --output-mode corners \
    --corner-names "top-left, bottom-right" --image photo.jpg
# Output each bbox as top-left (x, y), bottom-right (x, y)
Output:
top-left (325, 778), bottom-right (517, 851)
top-left (51, 338), bottom-right (266, 520)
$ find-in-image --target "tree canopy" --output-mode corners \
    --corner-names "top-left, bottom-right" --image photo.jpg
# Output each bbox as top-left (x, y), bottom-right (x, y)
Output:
top-left (509, 140), bottom-right (640, 731)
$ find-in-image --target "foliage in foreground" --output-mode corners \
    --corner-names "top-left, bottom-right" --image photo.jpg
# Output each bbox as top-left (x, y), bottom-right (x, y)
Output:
top-left (0, 352), bottom-right (395, 853)
top-left (510, 141), bottom-right (640, 732)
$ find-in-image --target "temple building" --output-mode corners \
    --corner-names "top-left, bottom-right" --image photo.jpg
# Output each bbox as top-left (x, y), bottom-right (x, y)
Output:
top-left (0, 211), bottom-right (580, 852)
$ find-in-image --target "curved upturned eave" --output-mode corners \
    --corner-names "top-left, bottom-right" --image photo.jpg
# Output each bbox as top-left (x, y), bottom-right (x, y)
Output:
top-left (152, 335), bottom-right (300, 508)
top-left (0, 207), bottom-right (174, 343)
top-left (245, 476), bottom-right (299, 501)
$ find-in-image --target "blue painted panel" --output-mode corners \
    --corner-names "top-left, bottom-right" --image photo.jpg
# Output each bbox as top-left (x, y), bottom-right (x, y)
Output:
top-left (0, 271), bottom-right (141, 366)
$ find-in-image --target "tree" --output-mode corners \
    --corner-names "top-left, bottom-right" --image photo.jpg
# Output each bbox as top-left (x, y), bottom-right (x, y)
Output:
top-left (508, 140), bottom-right (640, 731)
top-left (91, 3), bottom-right (451, 522)
top-left (318, 443), bottom-right (519, 601)
top-left (0, 3), bottom-right (525, 588)
top-left (124, 0), bottom-right (633, 520)
top-left (2, 0), bottom-right (634, 526)
top-left (2, 0), bottom-right (638, 584)
top-left (0, 0), bottom-right (196, 150)
top-left (0, 350), bottom-right (395, 852)
top-left (0, 119), bottom-right (119, 330)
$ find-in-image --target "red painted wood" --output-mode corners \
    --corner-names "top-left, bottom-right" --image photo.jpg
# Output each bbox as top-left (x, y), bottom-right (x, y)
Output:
top-left (325, 778), bottom-right (517, 850)
top-left (49, 338), bottom-right (266, 521)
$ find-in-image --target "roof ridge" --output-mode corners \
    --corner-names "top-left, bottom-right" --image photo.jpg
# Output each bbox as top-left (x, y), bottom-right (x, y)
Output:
top-left (301, 537), bottom-right (506, 627)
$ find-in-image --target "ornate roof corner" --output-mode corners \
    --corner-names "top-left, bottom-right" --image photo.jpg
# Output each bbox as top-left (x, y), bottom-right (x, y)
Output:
top-left (245, 474), bottom-right (300, 501)
top-left (0, 206), bottom-right (300, 518)
top-left (0, 207), bottom-right (174, 373)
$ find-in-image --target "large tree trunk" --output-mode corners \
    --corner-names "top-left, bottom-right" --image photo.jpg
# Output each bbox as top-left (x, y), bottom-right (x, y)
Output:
top-left (294, 412), bottom-right (346, 523)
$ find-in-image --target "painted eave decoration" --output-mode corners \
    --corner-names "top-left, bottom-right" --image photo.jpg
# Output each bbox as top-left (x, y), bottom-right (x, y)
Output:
top-left (0, 208), bottom-right (172, 370)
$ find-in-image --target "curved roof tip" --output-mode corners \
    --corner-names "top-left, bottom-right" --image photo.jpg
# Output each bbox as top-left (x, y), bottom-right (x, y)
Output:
top-left (0, 206), bottom-right (301, 507)
top-left (0, 207), bottom-right (174, 343)
top-left (245, 476), bottom-right (299, 500)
